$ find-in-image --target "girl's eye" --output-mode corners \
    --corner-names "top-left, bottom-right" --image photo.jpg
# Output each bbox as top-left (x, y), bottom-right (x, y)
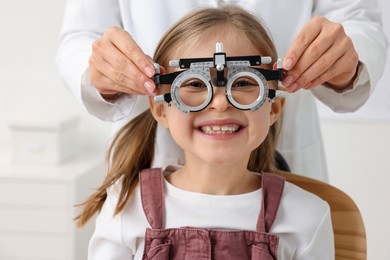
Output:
top-left (235, 80), bottom-right (250, 87)
top-left (182, 79), bottom-right (207, 89)
top-left (190, 81), bottom-right (205, 88)
top-left (233, 80), bottom-right (257, 87)
top-left (232, 77), bottom-right (258, 88)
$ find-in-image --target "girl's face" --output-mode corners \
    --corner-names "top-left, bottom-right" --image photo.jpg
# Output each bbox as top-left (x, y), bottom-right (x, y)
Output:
top-left (151, 29), bottom-right (283, 167)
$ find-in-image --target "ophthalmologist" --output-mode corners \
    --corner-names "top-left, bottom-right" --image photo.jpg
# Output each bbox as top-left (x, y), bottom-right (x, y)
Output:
top-left (57, 0), bottom-right (387, 182)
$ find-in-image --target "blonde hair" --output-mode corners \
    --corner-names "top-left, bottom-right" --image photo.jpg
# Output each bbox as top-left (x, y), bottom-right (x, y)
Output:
top-left (76, 5), bottom-right (281, 227)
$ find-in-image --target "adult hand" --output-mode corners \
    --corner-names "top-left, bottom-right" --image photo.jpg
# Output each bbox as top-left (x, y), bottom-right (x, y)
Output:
top-left (282, 16), bottom-right (359, 93)
top-left (88, 26), bottom-right (158, 99)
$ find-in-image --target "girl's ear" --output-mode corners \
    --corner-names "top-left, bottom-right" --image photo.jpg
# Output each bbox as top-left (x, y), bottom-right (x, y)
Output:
top-left (148, 96), bottom-right (169, 128)
top-left (269, 97), bottom-right (285, 125)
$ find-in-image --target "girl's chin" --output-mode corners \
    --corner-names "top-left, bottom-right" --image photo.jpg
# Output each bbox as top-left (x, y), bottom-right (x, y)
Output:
top-left (190, 152), bottom-right (249, 166)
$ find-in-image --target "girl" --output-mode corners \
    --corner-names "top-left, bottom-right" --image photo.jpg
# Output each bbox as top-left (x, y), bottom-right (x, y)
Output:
top-left (77, 6), bottom-right (334, 260)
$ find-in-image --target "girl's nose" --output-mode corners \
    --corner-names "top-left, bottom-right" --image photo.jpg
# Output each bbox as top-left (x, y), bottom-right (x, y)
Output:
top-left (208, 86), bottom-right (231, 112)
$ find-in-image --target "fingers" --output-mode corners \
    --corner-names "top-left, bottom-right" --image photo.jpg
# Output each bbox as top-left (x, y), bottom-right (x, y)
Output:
top-left (89, 68), bottom-right (144, 96)
top-left (283, 16), bottom-right (359, 93)
top-left (282, 17), bottom-right (324, 71)
top-left (109, 27), bottom-right (156, 76)
top-left (88, 26), bottom-right (157, 97)
top-left (89, 40), bottom-right (139, 94)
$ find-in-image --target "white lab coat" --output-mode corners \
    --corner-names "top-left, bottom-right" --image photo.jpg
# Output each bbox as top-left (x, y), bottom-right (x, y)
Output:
top-left (57, 0), bottom-right (387, 181)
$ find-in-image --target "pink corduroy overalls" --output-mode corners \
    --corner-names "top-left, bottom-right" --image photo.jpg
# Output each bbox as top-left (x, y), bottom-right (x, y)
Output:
top-left (140, 168), bottom-right (285, 260)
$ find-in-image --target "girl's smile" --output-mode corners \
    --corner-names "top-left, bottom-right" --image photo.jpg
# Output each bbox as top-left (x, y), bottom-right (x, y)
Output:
top-left (196, 119), bottom-right (243, 137)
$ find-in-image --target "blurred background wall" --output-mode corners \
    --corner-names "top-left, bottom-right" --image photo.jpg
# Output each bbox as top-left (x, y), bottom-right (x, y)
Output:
top-left (0, 0), bottom-right (389, 259)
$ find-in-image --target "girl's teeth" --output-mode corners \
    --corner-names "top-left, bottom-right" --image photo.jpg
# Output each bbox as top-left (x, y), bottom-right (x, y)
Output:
top-left (201, 125), bottom-right (238, 134)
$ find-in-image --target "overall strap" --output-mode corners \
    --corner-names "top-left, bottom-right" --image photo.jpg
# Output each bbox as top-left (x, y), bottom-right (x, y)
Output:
top-left (257, 172), bottom-right (285, 233)
top-left (140, 168), bottom-right (165, 229)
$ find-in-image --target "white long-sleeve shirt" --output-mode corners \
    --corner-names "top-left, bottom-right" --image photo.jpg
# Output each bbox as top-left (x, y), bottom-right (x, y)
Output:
top-left (57, 0), bottom-right (388, 181)
top-left (88, 166), bottom-right (334, 260)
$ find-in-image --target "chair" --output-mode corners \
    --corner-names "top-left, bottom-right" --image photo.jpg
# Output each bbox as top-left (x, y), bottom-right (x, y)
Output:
top-left (276, 171), bottom-right (367, 260)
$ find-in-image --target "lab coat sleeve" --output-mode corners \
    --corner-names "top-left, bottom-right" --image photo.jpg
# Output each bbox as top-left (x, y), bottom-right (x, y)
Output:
top-left (88, 188), bottom-right (134, 260)
top-left (57, 0), bottom-right (134, 122)
top-left (81, 69), bottom-right (137, 122)
top-left (311, 0), bottom-right (388, 113)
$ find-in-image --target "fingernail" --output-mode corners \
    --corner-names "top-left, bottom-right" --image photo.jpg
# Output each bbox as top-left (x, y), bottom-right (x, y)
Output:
top-left (144, 81), bottom-right (156, 95)
top-left (283, 59), bottom-right (293, 70)
top-left (288, 83), bottom-right (298, 93)
top-left (283, 75), bottom-right (294, 87)
top-left (145, 66), bottom-right (155, 77)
